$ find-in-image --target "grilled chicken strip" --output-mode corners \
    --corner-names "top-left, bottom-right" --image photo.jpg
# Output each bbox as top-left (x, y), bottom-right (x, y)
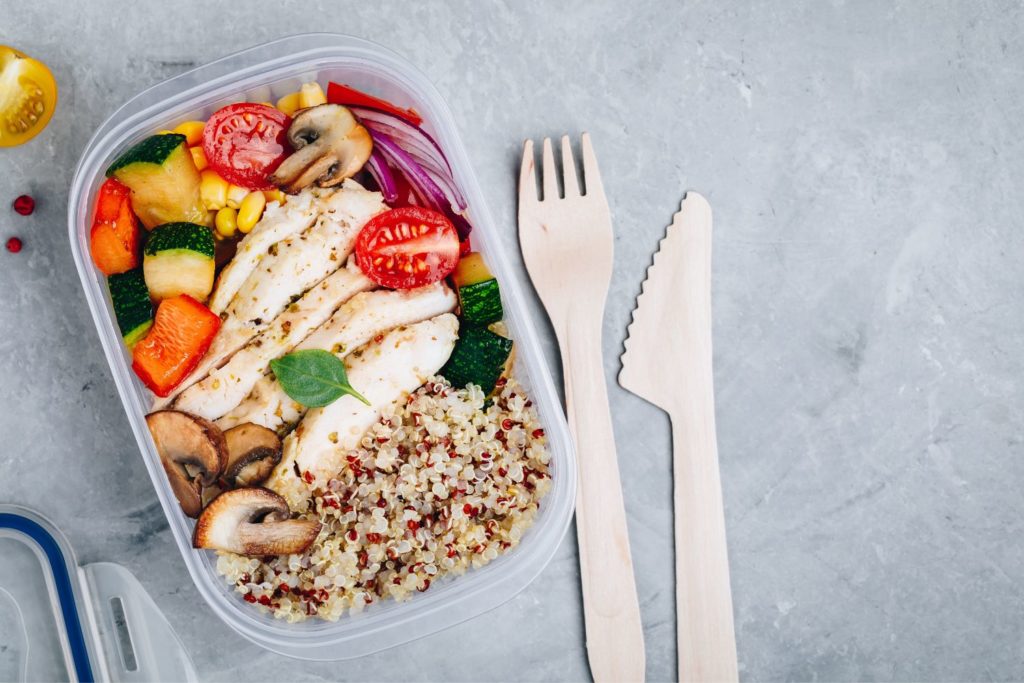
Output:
top-left (172, 261), bottom-right (375, 420)
top-left (207, 187), bottom-right (324, 315)
top-left (152, 181), bottom-right (385, 408)
top-left (266, 314), bottom-right (459, 508)
top-left (217, 283), bottom-right (457, 433)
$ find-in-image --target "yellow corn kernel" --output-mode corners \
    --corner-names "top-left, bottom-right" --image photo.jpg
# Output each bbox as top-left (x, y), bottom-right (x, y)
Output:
top-left (189, 145), bottom-right (208, 171)
top-left (254, 101), bottom-right (274, 108)
top-left (299, 82), bottom-right (327, 109)
top-left (276, 92), bottom-right (302, 116)
top-left (215, 207), bottom-right (238, 238)
top-left (263, 188), bottom-right (286, 205)
top-left (237, 192), bottom-right (267, 234)
top-left (226, 183), bottom-right (249, 209)
top-left (173, 120), bottom-right (206, 146)
top-left (200, 170), bottom-right (229, 211)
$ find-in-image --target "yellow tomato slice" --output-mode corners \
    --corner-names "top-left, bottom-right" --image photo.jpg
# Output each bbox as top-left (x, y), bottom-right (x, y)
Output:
top-left (0, 46), bottom-right (57, 147)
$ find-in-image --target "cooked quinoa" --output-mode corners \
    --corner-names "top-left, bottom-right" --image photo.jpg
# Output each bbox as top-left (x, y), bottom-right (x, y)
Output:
top-left (216, 376), bottom-right (552, 621)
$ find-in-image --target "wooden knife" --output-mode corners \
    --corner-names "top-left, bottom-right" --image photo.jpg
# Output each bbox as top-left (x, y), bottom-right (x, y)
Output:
top-left (619, 192), bottom-right (738, 682)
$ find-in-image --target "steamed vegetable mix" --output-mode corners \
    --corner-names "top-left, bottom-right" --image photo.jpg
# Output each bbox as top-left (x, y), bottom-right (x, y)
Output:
top-left (91, 81), bottom-right (504, 401)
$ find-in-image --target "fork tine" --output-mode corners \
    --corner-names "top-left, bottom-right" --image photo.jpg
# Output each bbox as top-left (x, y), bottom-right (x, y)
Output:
top-left (581, 132), bottom-right (604, 198)
top-left (541, 137), bottom-right (559, 201)
top-left (560, 135), bottom-right (581, 197)
top-left (519, 139), bottom-right (537, 205)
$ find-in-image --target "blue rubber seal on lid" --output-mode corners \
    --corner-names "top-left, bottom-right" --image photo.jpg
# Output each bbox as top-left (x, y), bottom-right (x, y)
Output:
top-left (0, 512), bottom-right (94, 683)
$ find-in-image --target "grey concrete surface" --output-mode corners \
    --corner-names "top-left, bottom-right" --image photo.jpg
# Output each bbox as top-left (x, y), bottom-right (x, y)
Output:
top-left (2, 1), bottom-right (1023, 681)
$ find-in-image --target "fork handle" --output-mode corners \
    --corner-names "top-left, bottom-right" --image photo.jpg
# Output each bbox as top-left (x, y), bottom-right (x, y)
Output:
top-left (557, 310), bottom-right (646, 683)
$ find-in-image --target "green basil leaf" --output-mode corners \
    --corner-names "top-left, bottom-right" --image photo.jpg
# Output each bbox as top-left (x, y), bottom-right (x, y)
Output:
top-left (269, 350), bottom-right (370, 408)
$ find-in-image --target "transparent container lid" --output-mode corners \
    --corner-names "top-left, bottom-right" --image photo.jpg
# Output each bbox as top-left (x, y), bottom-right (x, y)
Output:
top-left (0, 506), bottom-right (196, 682)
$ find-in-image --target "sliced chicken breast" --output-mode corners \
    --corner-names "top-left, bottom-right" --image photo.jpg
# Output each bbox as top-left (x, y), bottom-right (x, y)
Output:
top-left (207, 187), bottom-right (324, 315)
top-left (266, 313), bottom-right (459, 508)
top-left (172, 263), bottom-right (375, 420)
top-left (151, 182), bottom-right (385, 408)
top-left (217, 282), bottom-right (457, 433)
top-left (226, 182), bottom-right (384, 329)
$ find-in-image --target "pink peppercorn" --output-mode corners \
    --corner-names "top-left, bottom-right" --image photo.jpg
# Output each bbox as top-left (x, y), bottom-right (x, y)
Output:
top-left (6, 237), bottom-right (22, 253)
top-left (12, 195), bottom-right (34, 216)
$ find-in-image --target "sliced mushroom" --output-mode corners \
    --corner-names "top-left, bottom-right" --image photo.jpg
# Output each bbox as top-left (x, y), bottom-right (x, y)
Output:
top-left (269, 104), bottom-right (372, 193)
top-left (146, 410), bottom-right (227, 518)
top-left (223, 423), bottom-right (282, 487)
top-left (192, 488), bottom-right (321, 556)
top-left (201, 484), bottom-right (223, 510)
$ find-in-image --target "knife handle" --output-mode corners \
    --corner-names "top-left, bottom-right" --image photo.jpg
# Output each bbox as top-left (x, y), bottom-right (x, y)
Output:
top-left (667, 197), bottom-right (738, 682)
top-left (558, 312), bottom-right (646, 683)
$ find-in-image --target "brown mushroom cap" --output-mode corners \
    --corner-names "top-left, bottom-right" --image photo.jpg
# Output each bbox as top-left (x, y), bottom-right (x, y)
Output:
top-left (268, 104), bottom-right (372, 194)
top-left (146, 410), bottom-right (227, 518)
top-left (223, 423), bottom-right (282, 487)
top-left (192, 488), bottom-right (321, 556)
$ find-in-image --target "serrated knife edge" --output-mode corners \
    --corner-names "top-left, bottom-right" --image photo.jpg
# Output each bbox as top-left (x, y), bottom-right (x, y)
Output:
top-left (620, 191), bottom-right (711, 386)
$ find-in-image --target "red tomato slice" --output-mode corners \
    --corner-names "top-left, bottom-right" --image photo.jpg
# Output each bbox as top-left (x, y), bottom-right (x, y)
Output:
top-left (326, 82), bottom-right (423, 126)
top-left (355, 207), bottom-right (460, 289)
top-left (202, 104), bottom-right (291, 190)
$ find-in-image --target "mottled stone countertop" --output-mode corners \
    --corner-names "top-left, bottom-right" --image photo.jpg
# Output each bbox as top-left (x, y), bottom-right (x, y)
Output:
top-left (1, 1), bottom-right (1022, 680)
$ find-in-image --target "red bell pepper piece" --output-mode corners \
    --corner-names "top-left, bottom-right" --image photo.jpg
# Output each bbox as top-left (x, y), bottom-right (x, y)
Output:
top-left (326, 82), bottom-right (423, 126)
top-left (89, 178), bottom-right (141, 275)
top-left (132, 295), bottom-right (220, 397)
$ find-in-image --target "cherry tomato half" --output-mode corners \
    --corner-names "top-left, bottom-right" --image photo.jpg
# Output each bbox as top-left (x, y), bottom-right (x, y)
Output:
top-left (355, 207), bottom-right (460, 289)
top-left (0, 45), bottom-right (57, 147)
top-left (202, 103), bottom-right (291, 190)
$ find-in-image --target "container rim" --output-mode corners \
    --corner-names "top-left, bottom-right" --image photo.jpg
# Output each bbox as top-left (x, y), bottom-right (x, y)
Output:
top-left (67, 33), bottom-right (577, 659)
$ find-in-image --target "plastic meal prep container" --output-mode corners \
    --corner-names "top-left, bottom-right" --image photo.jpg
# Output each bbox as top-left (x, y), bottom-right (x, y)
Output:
top-left (68, 34), bottom-right (576, 660)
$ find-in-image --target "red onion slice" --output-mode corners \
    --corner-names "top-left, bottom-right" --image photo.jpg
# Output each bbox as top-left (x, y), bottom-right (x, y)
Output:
top-left (350, 106), bottom-right (452, 174)
top-left (365, 148), bottom-right (398, 203)
top-left (371, 131), bottom-right (448, 209)
top-left (351, 106), bottom-right (468, 212)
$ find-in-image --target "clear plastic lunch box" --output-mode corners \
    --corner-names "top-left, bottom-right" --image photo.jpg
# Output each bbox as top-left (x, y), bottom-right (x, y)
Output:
top-left (67, 34), bottom-right (576, 660)
top-left (0, 505), bottom-right (196, 681)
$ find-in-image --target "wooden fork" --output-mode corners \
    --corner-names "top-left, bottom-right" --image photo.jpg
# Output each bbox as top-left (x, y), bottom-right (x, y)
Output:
top-left (518, 135), bottom-right (646, 683)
